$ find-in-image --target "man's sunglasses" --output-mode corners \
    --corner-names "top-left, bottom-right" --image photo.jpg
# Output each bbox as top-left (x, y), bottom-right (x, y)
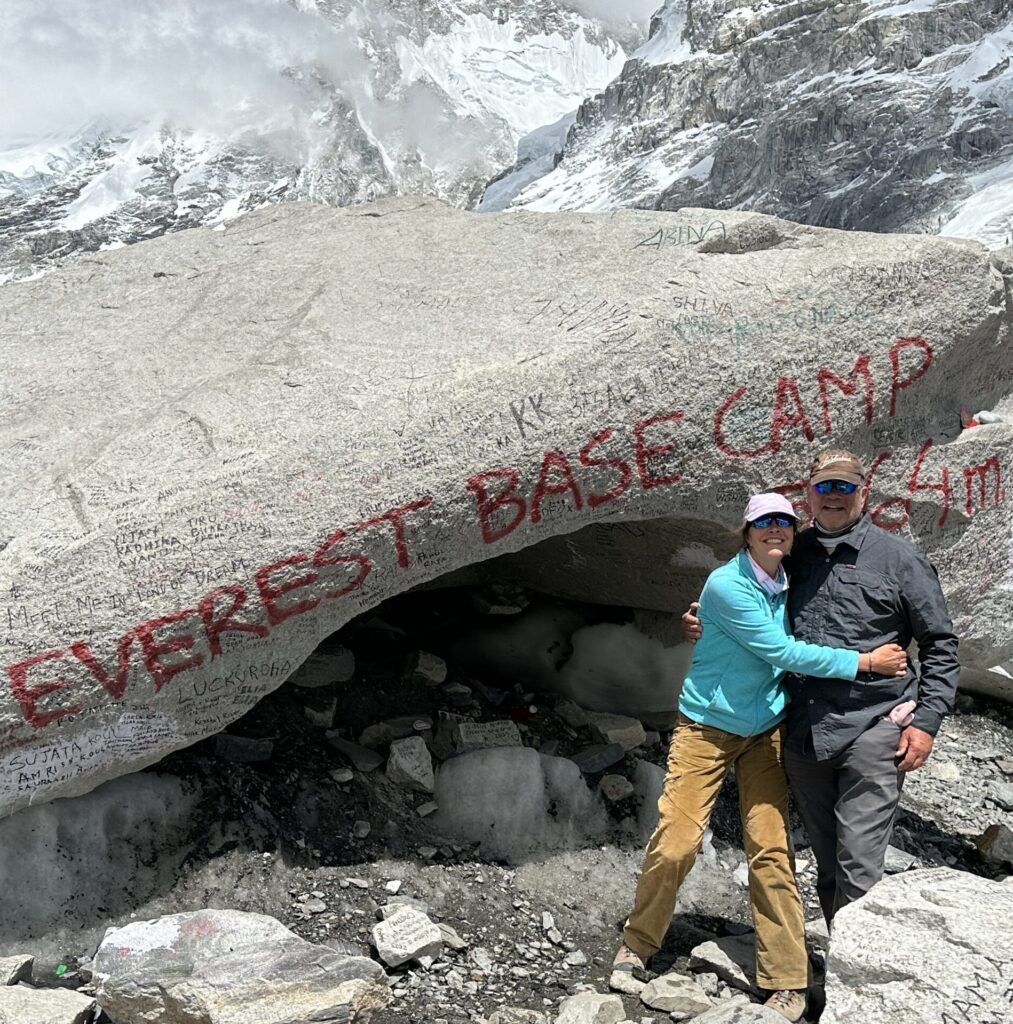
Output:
top-left (749, 514), bottom-right (795, 529)
top-left (812, 480), bottom-right (859, 495)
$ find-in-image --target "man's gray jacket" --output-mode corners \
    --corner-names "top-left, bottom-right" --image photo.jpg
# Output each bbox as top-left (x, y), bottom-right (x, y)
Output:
top-left (783, 514), bottom-right (959, 760)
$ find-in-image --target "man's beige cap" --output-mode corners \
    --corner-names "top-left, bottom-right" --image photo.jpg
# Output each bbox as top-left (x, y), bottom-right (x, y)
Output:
top-left (808, 448), bottom-right (866, 486)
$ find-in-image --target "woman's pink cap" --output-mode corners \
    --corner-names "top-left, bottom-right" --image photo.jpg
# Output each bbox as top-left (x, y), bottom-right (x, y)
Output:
top-left (742, 492), bottom-right (797, 527)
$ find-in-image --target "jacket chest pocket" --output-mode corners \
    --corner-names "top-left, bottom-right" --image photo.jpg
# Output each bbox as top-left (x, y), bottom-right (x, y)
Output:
top-left (834, 569), bottom-right (896, 617)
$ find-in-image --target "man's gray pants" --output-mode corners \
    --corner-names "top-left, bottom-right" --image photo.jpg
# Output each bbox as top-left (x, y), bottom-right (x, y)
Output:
top-left (783, 718), bottom-right (905, 925)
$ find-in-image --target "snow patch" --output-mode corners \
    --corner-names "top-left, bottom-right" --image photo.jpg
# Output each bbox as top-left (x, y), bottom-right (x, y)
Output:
top-left (60, 133), bottom-right (159, 230)
top-left (634, 1), bottom-right (694, 66)
top-left (397, 14), bottom-right (626, 146)
top-left (940, 154), bottom-right (1013, 248)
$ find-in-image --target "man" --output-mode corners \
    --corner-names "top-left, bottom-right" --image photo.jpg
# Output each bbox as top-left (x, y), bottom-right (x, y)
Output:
top-left (683, 449), bottom-right (959, 926)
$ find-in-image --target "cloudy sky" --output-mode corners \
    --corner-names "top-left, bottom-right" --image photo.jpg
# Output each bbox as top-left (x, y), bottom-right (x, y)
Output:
top-left (1, 0), bottom-right (660, 154)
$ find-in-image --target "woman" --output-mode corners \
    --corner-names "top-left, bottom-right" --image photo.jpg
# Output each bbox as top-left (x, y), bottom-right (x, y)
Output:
top-left (613, 493), bottom-right (906, 1022)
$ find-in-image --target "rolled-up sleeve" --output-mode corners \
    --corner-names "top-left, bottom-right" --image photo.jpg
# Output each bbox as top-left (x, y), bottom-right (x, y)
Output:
top-left (705, 577), bottom-right (860, 680)
top-left (899, 552), bottom-right (959, 735)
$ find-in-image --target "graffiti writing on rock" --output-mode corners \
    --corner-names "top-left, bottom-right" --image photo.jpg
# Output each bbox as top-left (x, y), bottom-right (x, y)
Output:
top-left (635, 221), bottom-right (726, 249)
top-left (713, 337), bottom-right (932, 457)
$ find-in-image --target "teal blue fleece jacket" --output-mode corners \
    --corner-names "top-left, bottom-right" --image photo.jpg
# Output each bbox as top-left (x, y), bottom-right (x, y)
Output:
top-left (679, 550), bottom-right (860, 737)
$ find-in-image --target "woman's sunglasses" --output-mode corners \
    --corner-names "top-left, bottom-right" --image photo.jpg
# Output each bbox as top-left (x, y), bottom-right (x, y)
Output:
top-left (812, 480), bottom-right (859, 495)
top-left (749, 514), bottom-right (795, 528)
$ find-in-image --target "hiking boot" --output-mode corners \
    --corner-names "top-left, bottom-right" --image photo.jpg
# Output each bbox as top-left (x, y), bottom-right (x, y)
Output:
top-left (765, 989), bottom-right (806, 1021)
top-left (612, 942), bottom-right (646, 973)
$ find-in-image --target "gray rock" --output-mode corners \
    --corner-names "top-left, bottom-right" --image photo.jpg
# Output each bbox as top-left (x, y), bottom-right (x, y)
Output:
top-left (599, 774), bottom-right (635, 802)
top-left (325, 735), bottom-right (384, 772)
top-left (0, 955), bottom-right (33, 985)
top-left (487, 1009), bottom-right (551, 1024)
top-left (378, 896), bottom-right (429, 920)
top-left (689, 935), bottom-right (758, 994)
top-left (565, 950), bottom-right (588, 966)
top-left (438, 922), bottom-right (468, 951)
top-left (385, 736), bottom-right (435, 794)
top-left (976, 823), bottom-right (1013, 866)
top-left (329, 767), bottom-right (354, 784)
top-left (555, 991), bottom-right (626, 1024)
top-left (986, 781), bottom-right (1013, 811)
top-left (883, 845), bottom-right (918, 874)
top-left (822, 868), bottom-right (1013, 1024)
top-left (0, 986), bottom-right (95, 1024)
top-left (412, 652), bottom-right (448, 686)
top-left (804, 916), bottom-right (830, 954)
top-left (371, 905), bottom-right (443, 969)
top-left (639, 972), bottom-right (712, 1014)
top-left (608, 968), bottom-right (646, 995)
top-left (570, 744), bottom-right (626, 774)
top-left (2, 201), bottom-right (1011, 817)
top-left (588, 712), bottom-right (646, 751)
top-left (94, 909), bottom-right (388, 1023)
top-left (556, 700), bottom-right (591, 729)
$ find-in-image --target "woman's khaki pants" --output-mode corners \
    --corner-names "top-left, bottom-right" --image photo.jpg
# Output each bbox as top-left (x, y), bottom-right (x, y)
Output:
top-left (623, 714), bottom-right (808, 991)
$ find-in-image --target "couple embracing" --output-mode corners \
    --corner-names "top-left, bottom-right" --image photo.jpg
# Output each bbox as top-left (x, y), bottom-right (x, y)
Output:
top-left (614, 449), bottom-right (959, 1021)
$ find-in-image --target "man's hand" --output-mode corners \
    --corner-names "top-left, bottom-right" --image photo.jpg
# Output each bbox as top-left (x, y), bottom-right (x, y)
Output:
top-left (681, 602), bottom-right (702, 644)
top-left (895, 725), bottom-right (934, 771)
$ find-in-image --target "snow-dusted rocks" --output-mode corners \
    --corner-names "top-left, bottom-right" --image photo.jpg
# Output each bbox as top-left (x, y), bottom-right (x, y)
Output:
top-left (2, 200), bottom-right (1013, 816)
top-left (370, 905), bottom-right (443, 969)
top-left (94, 909), bottom-right (389, 1024)
top-left (0, 986), bottom-right (96, 1024)
top-left (822, 868), bottom-right (1013, 1023)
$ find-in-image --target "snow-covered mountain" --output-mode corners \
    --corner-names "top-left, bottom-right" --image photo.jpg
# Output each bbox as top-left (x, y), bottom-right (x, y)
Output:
top-left (3, 0), bottom-right (1012, 284)
top-left (499, 0), bottom-right (1013, 247)
top-left (0, 0), bottom-right (640, 282)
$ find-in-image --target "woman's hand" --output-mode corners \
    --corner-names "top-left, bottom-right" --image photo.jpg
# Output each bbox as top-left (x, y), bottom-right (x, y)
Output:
top-left (681, 602), bottom-right (702, 644)
top-left (869, 643), bottom-right (908, 676)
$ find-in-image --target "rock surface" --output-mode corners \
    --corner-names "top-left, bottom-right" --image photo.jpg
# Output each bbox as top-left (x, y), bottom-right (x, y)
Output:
top-left (554, 991), bottom-right (625, 1024)
top-left (2, 200), bottom-right (1012, 816)
top-left (822, 868), bottom-right (1013, 1023)
top-left (93, 909), bottom-right (388, 1024)
top-left (0, 956), bottom-right (32, 986)
top-left (370, 905), bottom-right (443, 969)
top-left (0, 986), bottom-right (96, 1024)
top-left (640, 971), bottom-right (713, 1013)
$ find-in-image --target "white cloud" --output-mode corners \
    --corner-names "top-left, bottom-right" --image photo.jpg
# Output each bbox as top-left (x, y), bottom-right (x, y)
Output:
top-left (0, 0), bottom-right (345, 148)
top-left (555, 0), bottom-right (662, 31)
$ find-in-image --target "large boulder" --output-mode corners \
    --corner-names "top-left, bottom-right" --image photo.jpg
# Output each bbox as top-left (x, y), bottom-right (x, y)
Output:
top-left (1, 199), bottom-right (1012, 816)
top-left (432, 746), bottom-right (608, 859)
top-left (93, 909), bottom-right (388, 1024)
top-left (822, 868), bottom-right (1013, 1023)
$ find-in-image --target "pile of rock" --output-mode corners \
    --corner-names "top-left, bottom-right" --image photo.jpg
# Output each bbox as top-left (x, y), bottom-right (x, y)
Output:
top-left (0, 956), bottom-right (98, 1024)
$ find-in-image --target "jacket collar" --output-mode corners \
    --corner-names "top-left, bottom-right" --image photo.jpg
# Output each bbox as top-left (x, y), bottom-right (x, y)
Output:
top-left (813, 512), bottom-right (873, 552)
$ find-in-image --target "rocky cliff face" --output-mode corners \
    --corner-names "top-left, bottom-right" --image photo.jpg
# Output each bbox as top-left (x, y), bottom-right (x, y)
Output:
top-left (0, 0), bottom-right (634, 282)
top-left (502, 0), bottom-right (1013, 248)
top-left (2, 200), bottom-right (1012, 814)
